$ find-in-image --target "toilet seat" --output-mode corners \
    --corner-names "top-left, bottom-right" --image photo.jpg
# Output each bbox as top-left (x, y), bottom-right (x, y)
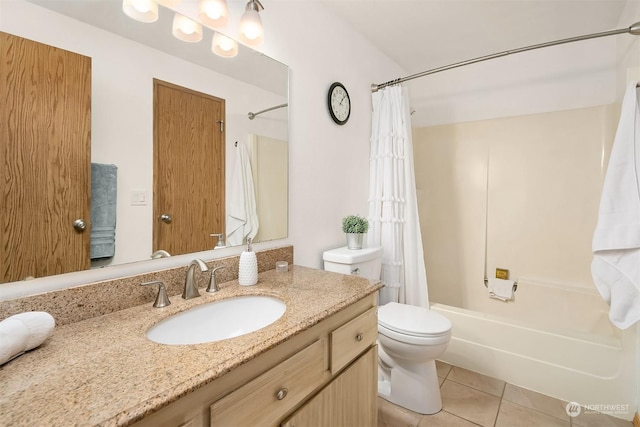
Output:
top-left (378, 302), bottom-right (452, 340)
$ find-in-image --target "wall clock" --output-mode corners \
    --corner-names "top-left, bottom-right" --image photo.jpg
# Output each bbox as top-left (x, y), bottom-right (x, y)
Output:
top-left (328, 82), bottom-right (350, 125)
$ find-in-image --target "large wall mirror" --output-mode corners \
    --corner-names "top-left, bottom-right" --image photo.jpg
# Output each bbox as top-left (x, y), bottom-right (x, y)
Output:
top-left (1, 0), bottom-right (288, 285)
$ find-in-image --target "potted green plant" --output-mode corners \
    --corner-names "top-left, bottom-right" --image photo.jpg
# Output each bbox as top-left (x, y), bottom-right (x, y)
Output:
top-left (342, 214), bottom-right (369, 250)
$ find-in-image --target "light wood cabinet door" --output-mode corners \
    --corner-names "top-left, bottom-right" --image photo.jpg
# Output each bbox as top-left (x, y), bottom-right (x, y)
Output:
top-left (282, 346), bottom-right (378, 427)
top-left (1, 32), bottom-right (91, 282)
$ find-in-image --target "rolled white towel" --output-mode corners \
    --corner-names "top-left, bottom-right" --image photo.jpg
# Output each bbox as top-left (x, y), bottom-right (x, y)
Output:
top-left (0, 317), bottom-right (30, 365)
top-left (488, 278), bottom-right (517, 301)
top-left (0, 312), bottom-right (55, 365)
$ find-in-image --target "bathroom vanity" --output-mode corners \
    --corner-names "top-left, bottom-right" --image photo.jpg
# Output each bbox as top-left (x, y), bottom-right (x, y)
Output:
top-left (0, 265), bottom-right (381, 426)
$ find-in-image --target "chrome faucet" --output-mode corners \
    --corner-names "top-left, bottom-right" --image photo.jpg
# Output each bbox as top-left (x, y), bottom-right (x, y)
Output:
top-left (183, 259), bottom-right (209, 300)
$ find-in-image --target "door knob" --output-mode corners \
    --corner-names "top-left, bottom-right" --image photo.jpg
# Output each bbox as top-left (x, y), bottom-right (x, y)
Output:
top-left (73, 219), bottom-right (87, 231)
top-left (160, 214), bottom-right (172, 224)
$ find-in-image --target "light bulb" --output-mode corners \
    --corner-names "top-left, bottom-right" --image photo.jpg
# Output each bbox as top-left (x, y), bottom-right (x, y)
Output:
top-left (172, 13), bottom-right (203, 43)
top-left (122, 0), bottom-right (158, 23)
top-left (239, 7), bottom-right (263, 46)
top-left (199, 0), bottom-right (228, 28)
top-left (211, 33), bottom-right (238, 58)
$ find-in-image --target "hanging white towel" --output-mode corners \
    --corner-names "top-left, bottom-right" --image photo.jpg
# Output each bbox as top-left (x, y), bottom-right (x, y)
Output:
top-left (226, 139), bottom-right (259, 246)
top-left (487, 278), bottom-right (516, 301)
top-left (591, 81), bottom-right (640, 330)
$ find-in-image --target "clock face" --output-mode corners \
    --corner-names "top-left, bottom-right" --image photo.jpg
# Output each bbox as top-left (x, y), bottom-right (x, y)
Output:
top-left (328, 82), bottom-right (350, 125)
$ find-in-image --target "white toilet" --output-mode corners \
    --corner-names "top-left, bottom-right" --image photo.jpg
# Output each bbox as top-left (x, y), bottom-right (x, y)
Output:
top-left (323, 246), bottom-right (452, 415)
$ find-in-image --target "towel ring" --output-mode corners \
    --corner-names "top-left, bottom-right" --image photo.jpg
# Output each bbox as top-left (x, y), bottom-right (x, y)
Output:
top-left (484, 277), bottom-right (518, 292)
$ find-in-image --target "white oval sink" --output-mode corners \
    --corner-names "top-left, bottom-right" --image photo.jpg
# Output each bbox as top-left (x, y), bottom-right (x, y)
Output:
top-left (146, 295), bottom-right (286, 345)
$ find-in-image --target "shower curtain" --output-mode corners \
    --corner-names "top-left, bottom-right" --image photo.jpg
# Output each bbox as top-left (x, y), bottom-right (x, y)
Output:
top-left (368, 85), bottom-right (429, 308)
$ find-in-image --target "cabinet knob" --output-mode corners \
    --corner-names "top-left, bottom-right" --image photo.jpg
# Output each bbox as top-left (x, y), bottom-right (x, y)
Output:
top-left (355, 333), bottom-right (363, 342)
top-left (275, 388), bottom-right (288, 400)
top-left (160, 213), bottom-right (172, 223)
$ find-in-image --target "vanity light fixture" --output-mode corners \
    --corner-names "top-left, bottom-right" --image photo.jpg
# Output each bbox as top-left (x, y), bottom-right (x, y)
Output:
top-left (238, 0), bottom-right (264, 47)
top-left (122, 0), bottom-right (158, 23)
top-left (198, 0), bottom-right (228, 29)
top-left (172, 13), bottom-right (203, 43)
top-left (211, 32), bottom-right (238, 58)
top-left (123, 0), bottom-right (256, 58)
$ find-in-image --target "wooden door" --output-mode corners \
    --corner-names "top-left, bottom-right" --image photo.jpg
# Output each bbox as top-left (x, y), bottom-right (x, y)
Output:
top-left (153, 80), bottom-right (225, 256)
top-left (0, 32), bottom-right (91, 283)
top-left (282, 346), bottom-right (378, 427)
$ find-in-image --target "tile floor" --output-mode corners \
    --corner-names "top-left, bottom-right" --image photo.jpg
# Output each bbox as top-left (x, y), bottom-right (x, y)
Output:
top-left (377, 361), bottom-right (634, 427)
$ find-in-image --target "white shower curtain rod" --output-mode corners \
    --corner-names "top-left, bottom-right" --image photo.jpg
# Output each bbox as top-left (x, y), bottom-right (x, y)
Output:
top-left (247, 103), bottom-right (288, 120)
top-left (371, 21), bottom-right (640, 92)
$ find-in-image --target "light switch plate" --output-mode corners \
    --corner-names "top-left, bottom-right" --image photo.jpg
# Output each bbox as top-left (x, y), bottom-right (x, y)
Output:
top-left (130, 190), bottom-right (147, 206)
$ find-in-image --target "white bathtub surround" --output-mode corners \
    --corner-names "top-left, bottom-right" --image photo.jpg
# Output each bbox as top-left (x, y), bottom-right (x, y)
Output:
top-left (592, 81), bottom-right (640, 330)
top-left (432, 297), bottom-right (638, 421)
top-left (415, 104), bottom-right (638, 420)
top-left (368, 85), bottom-right (428, 307)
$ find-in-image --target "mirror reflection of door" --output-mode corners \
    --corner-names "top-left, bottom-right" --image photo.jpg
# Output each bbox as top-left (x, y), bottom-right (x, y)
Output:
top-left (0, 32), bottom-right (91, 283)
top-left (153, 80), bottom-right (225, 256)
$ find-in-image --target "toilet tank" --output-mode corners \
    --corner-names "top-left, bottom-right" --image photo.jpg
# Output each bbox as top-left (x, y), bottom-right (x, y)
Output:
top-left (323, 246), bottom-right (382, 280)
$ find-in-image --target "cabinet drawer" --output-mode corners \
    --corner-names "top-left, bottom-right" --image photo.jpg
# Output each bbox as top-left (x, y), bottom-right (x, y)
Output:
top-left (330, 307), bottom-right (377, 374)
top-left (210, 339), bottom-right (327, 427)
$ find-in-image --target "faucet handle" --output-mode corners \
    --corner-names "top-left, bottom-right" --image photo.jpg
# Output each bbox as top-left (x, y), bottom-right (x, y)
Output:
top-left (141, 280), bottom-right (171, 308)
top-left (206, 266), bottom-right (227, 293)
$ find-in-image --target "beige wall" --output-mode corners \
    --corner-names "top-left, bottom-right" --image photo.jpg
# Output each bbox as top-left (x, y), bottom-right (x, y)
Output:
top-left (252, 135), bottom-right (288, 243)
top-left (414, 105), bottom-right (618, 325)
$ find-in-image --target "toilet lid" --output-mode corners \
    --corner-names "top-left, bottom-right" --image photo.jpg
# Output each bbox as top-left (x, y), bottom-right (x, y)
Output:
top-left (378, 302), bottom-right (452, 337)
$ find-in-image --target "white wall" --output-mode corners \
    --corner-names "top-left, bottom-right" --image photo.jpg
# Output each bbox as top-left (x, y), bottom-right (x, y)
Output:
top-left (406, 24), bottom-right (621, 128)
top-left (252, 2), bottom-right (406, 268)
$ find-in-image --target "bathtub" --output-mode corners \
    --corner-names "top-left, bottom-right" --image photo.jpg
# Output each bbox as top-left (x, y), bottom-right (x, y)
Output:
top-left (430, 279), bottom-right (637, 420)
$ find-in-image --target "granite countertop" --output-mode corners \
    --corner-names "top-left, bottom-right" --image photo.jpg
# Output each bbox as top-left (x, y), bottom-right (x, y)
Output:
top-left (0, 266), bottom-right (381, 426)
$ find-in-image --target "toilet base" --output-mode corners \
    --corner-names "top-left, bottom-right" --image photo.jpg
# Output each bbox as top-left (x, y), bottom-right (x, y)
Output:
top-left (377, 346), bottom-right (443, 414)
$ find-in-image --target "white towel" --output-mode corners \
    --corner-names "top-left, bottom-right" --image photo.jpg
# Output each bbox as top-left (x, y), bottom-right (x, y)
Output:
top-left (226, 139), bottom-right (259, 246)
top-left (591, 81), bottom-right (640, 330)
top-left (488, 278), bottom-right (516, 301)
top-left (0, 311), bottom-right (55, 365)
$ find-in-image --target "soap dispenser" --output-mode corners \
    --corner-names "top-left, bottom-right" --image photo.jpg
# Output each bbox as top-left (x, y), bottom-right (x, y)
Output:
top-left (238, 238), bottom-right (258, 286)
